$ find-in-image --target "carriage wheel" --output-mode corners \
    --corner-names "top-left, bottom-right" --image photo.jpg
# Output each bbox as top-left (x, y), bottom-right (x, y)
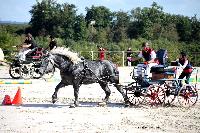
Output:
top-left (145, 85), bottom-right (165, 106)
top-left (19, 64), bottom-right (33, 79)
top-left (178, 85), bottom-right (198, 107)
top-left (163, 87), bottom-right (176, 106)
top-left (32, 67), bottom-right (42, 79)
top-left (126, 87), bottom-right (145, 106)
top-left (9, 65), bottom-right (20, 79)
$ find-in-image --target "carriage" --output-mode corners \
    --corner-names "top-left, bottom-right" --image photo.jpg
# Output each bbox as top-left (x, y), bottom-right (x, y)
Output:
top-left (39, 47), bottom-right (198, 108)
top-left (123, 50), bottom-right (199, 107)
top-left (9, 47), bottom-right (55, 79)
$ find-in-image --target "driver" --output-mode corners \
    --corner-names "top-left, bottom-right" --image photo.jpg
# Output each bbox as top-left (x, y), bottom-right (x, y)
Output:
top-left (49, 35), bottom-right (57, 51)
top-left (18, 33), bottom-right (37, 61)
top-left (132, 42), bottom-right (158, 77)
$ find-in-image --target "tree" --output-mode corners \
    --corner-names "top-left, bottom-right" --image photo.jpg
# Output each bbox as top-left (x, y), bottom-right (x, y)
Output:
top-left (191, 15), bottom-right (200, 42)
top-left (176, 15), bottom-right (192, 42)
top-left (29, 0), bottom-right (77, 39)
top-left (73, 14), bottom-right (88, 41)
top-left (130, 2), bottom-right (165, 40)
top-left (30, 0), bottom-right (60, 36)
top-left (85, 6), bottom-right (113, 29)
top-left (111, 11), bottom-right (130, 42)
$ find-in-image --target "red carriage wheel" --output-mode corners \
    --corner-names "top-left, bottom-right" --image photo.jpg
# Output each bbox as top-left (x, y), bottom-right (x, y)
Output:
top-left (145, 85), bottom-right (165, 106)
top-left (178, 85), bottom-right (198, 107)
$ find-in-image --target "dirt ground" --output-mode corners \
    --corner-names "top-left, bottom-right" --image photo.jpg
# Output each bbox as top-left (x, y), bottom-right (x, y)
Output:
top-left (0, 66), bottom-right (200, 133)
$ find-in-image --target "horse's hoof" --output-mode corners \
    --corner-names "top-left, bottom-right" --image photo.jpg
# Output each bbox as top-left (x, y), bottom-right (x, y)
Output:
top-left (74, 102), bottom-right (79, 107)
top-left (69, 104), bottom-right (76, 108)
top-left (124, 102), bottom-right (130, 107)
top-left (52, 98), bottom-right (57, 104)
top-left (98, 102), bottom-right (107, 107)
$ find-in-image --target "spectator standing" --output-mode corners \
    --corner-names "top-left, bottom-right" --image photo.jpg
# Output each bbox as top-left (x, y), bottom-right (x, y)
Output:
top-left (97, 45), bottom-right (105, 60)
top-left (126, 47), bottom-right (133, 66)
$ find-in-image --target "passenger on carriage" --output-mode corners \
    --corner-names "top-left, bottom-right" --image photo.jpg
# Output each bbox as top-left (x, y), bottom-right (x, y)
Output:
top-left (18, 33), bottom-right (38, 61)
top-left (132, 42), bottom-right (158, 77)
top-left (177, 52), bottom-right (193, 87)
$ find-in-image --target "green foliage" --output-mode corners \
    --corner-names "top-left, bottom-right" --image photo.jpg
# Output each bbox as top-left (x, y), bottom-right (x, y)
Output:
top-left (30, 0), bottom-right (77, 38)
top-left (34, 36), bottom-right (49, 48)
top-left (0, 29), bottom-right (21, 60)
top-left (85, 6), bottom-right (113, 29)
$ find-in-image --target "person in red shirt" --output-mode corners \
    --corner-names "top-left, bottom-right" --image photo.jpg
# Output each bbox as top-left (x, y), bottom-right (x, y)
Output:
top-left (97, 45), bottom-right (105, 60)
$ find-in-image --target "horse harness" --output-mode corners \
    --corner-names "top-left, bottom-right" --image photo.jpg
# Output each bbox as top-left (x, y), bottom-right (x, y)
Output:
top-left (80, 60), bottom-right (110, 83)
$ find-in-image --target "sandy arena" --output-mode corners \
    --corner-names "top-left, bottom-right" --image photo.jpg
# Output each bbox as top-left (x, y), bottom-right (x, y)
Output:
top-left (0, 66), bottom-right (200, 133)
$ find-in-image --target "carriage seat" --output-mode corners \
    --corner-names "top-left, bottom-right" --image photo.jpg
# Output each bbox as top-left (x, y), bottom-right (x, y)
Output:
top-left (32, 48), bottom-right (44, 59)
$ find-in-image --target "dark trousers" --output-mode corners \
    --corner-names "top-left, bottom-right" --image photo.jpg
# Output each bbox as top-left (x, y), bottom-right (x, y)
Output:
top-left (178, 72), bottom-right (191, 87)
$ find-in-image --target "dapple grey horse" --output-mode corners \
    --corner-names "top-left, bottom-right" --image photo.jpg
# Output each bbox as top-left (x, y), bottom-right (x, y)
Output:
top-left (39, 47), bottom-right (131, 107)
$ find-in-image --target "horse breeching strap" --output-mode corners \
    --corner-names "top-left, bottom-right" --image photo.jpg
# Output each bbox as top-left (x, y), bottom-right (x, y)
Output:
top-left (81, 62), bottom-right (109, 84)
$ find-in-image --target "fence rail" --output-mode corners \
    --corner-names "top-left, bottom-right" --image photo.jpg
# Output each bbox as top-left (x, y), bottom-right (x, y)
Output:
top-left (2, 50), bottom-right (200, 67)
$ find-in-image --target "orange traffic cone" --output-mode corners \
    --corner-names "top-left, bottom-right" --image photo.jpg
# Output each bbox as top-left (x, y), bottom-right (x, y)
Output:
top-left (12, 87), bottom-right (22, 105)
top-left (2, 95), bottom-right (12, 105)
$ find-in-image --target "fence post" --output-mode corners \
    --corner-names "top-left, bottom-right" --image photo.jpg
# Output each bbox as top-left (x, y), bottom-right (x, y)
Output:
top-left (91, 51), bottom-right (94, 60)
top-left (122, 51), bottom-right (125, 67)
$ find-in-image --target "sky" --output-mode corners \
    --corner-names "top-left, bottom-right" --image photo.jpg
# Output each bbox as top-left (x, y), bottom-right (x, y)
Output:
top-left (0, 0), bottom-right (200, 22)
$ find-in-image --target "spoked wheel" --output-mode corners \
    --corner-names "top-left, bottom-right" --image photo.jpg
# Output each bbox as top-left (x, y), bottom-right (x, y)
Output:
top-left (163, 87), bottom-right (176, 106)
top-left (9, 65), bottom-right (20, 79)
top-left (145, 85), bottom-right (165, 106)
top-left (178, 85), bottom-right (198, 107)
top-left (126, 86), bottom-right (145, 106)
top-left (19, 64), bottom-right (34, 79)
top-left (32, 67), bottom-right (42, 79)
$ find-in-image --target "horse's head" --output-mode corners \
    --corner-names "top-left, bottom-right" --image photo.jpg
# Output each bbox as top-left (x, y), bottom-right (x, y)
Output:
top-left (39, 47), bottom-right (82, 75)
top-left (39, 51), bottom-right (55, 75)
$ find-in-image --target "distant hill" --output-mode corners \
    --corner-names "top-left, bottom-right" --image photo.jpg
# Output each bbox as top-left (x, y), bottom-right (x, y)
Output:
top-left (0, 21), bottom-right (28, 25)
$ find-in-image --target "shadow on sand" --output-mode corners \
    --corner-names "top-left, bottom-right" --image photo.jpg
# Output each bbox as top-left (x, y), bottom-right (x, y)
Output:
top-left (8, 101), bottom-right (128, 108)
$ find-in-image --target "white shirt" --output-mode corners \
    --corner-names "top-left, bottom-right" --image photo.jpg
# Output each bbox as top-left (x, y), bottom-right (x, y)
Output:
top-left (138, 50), bottom-right (157, 60)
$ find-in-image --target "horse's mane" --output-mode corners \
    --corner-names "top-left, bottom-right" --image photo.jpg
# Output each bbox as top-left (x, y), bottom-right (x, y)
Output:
top-left (50, 47), bottom-right (81, 64)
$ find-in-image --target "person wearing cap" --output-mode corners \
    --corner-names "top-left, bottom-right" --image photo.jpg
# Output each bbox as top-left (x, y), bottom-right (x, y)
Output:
top-left (132, 42), bottom-right (158, 77)
top-left (49, 35), bottom-right (57, 51)
top-left (177, 52), bottom-right (193, 87)
top-left (18, 33), bottom-right (37, 61)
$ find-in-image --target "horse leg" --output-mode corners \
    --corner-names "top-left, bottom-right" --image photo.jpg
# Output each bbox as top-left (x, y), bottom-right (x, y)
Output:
top-left (114, 84), bottom-right (131, 107)
top-left (99, 82), bottom-right (111, 103)
top-left (52, 82), bottom-right (66, 104)
top-left (72, 83), bottom-right (81, 107)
